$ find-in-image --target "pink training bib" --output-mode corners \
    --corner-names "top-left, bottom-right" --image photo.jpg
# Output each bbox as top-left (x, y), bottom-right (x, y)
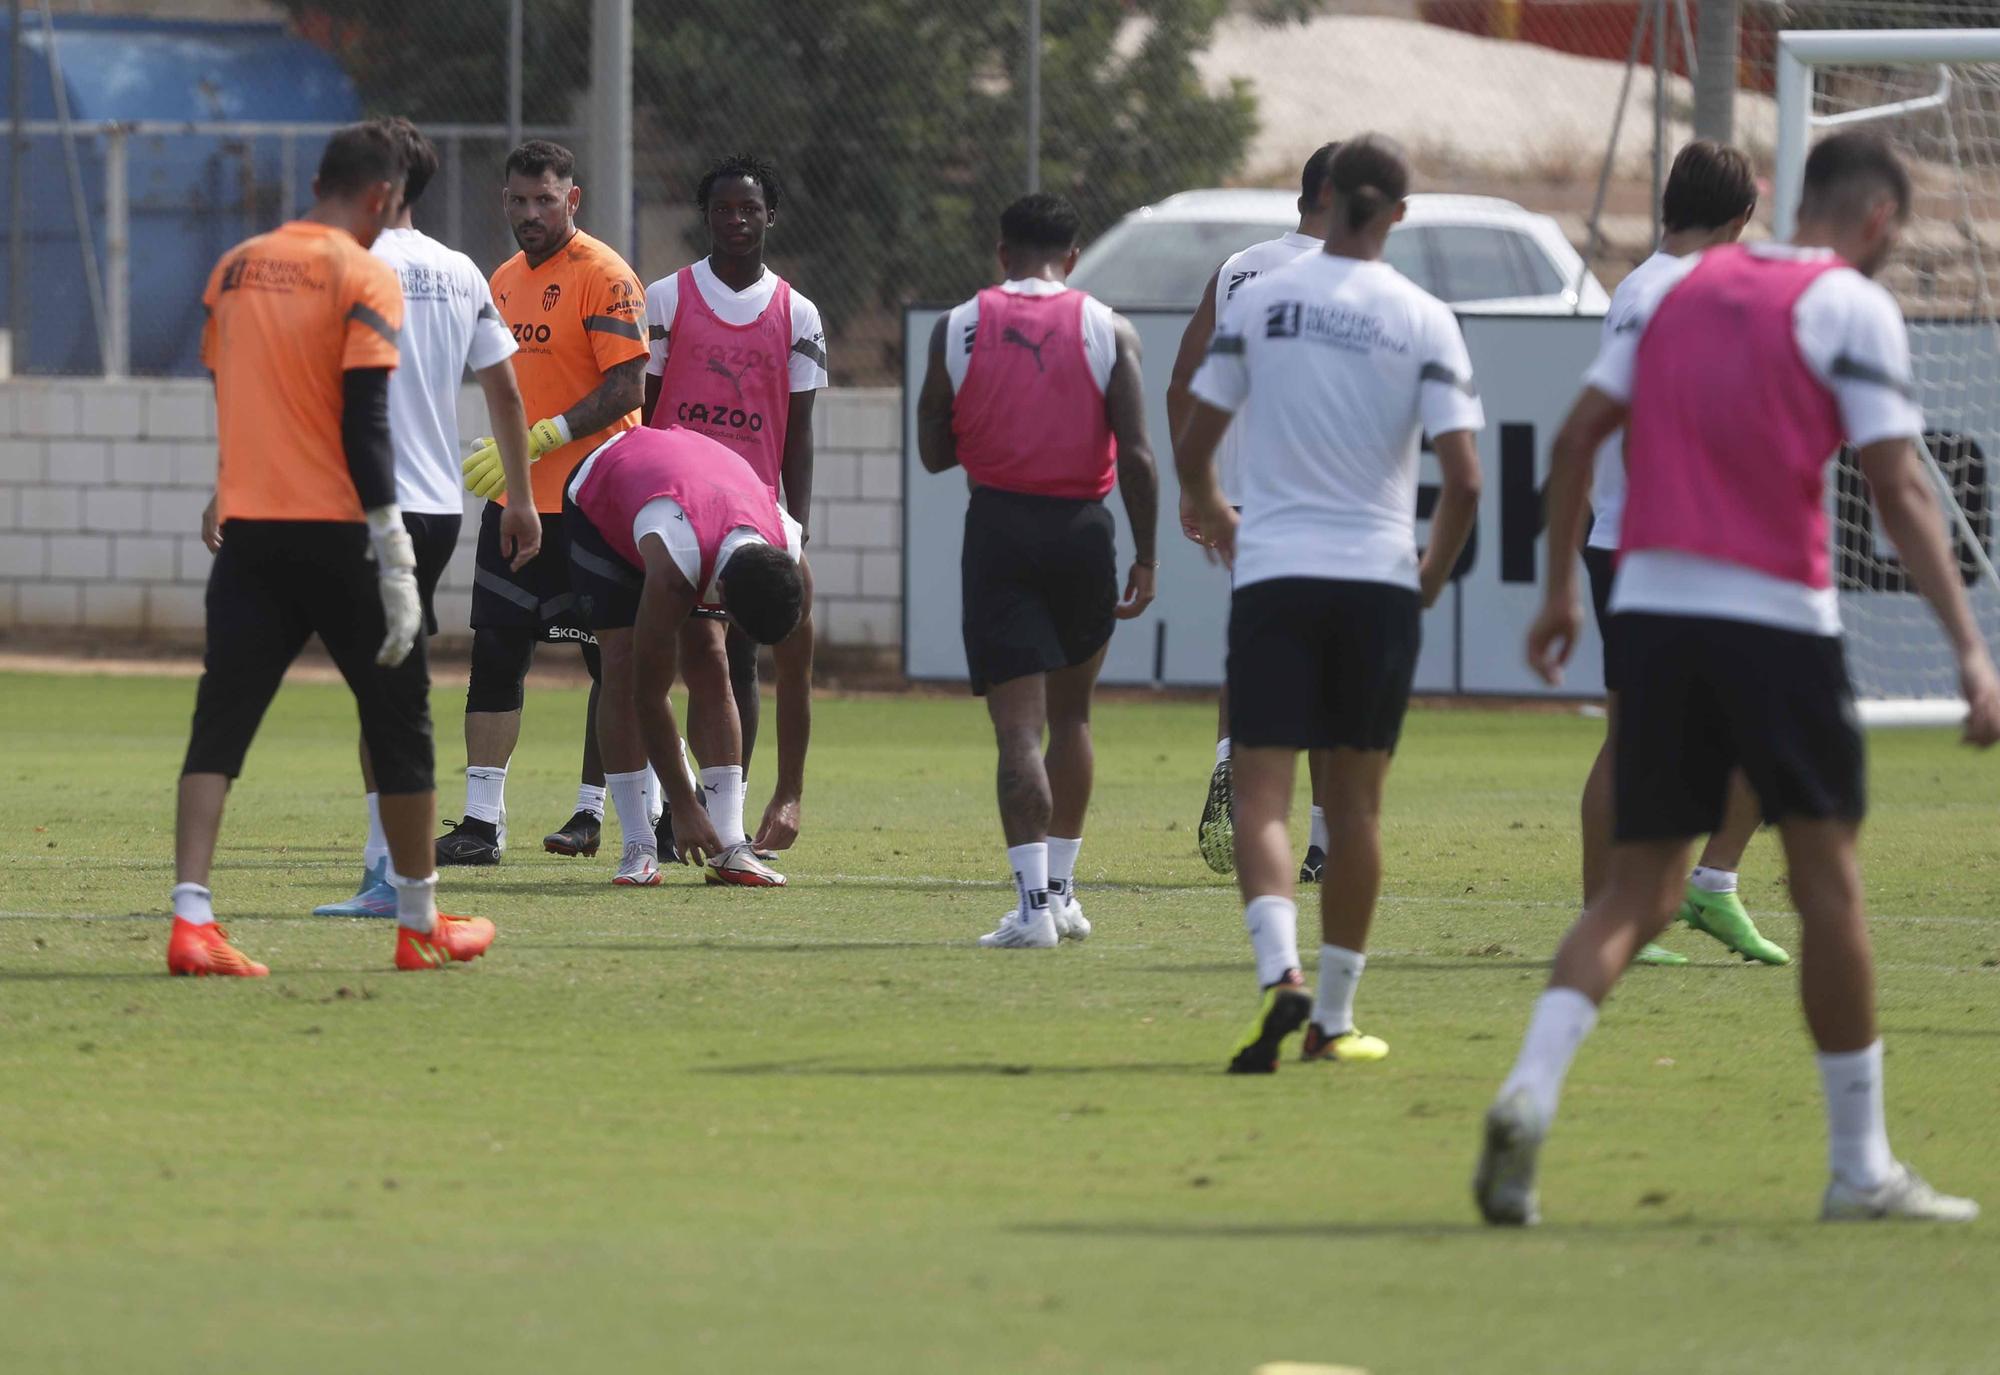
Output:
top-left (574, 425), bottom-right (786, 587)
top-left (653, 265), bottom-right (793, 492)
top-left (952, 286), bottom-right (1115, 500)
top-left (1622, 245), bottom-right (1848, 590)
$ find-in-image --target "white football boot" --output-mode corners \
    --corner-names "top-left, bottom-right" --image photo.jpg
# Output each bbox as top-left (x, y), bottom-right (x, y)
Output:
top-left (1822, 1161), bottom-right (1979, 1222)
top-left (1051, 890), bottom-right (1091, 941)
top-left (1474, 1087), bottom-right (1548, 1226)
top-left (979, 902), bottom-right (1059, 949)
top-left (706, 843), bottom-right (786, 888)
top-left (612, 842), bottom-right (661, 887)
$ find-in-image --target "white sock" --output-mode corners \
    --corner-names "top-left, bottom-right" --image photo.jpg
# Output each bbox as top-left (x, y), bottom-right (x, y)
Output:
top-left (1007, 841), bottom-right (1050, 920)
top-left (1243, 895), bottom-right (1300, 987)
top-left (1309, 804), bottom-right (1329, 853)
top-left (1690, 865), bottom-right (1738, 894)
top-left (1498, 987), bottom-right (1600, 1123)
top-left (643, 766), bottom-right (662, 826)
top-left (576, 783), bottom-right (607, 820)
top-left (1818, 1041), bottom-right (1894, 1191)
top-left (362, 793), bottom-right (389, 869)
top-left (171, 882), bottom-right (214, 927)
top-left (701, 765), bottom-right (747, 848)
top-left (1215, 736), bottom-right (1231, 766)
top-left (605, 770), bottom-right (652, 851)
top-left (389, 871), bottom-right (438, 933)
top-left (1313, 944), bottom-right (1366, 1034)
top-left (1047, 836), bottom-right (1082, 898)
top-left (465, 765), bottom-right (507, 827)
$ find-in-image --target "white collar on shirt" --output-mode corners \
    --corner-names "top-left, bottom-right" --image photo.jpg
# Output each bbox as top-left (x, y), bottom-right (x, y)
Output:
top-left (1276, 230), bottom-right (1321, 251)
top-left (998, 277), bottom-right (1072, 297)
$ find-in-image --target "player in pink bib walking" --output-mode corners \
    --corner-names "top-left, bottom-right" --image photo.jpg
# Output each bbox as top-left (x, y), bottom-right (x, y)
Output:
top-left (564, 425), bottom-right (806, 885)
top-left (642, 155), bottom-right (825, 885)
top-left (916, 193), bottom-right (1160, 948)
top-left (1477, 131), bottom-right (2000, 1226)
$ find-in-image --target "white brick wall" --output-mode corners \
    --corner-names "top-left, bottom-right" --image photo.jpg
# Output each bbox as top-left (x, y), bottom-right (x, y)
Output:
top-left (0, 378), bottom-right (905, 650)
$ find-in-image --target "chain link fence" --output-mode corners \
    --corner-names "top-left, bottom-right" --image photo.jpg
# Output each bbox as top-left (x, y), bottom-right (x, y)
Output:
top-left (4, 0), bottom-right (1995, 379)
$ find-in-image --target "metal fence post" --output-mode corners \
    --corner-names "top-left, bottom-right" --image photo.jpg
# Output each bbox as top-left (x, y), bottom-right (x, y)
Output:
top-left (9, 0), bottom-right (26, 370)
top-left (104, 122), bottom-right (128, 377)
top-left (1651, 0), bottom-right (1667, 245)
top-left (278, 130), bottom-right (296, 222)
top-left (587, 0), bottom-right (633, 258)
top-left (505, 0), bottom-right (523, 153)
top-left (1025, 0), bottom-right (1041, 193)
top-left (1694, 0), bottom-right (1741, 142)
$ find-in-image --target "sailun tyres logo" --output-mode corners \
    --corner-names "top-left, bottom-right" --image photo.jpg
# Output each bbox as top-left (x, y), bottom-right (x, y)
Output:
top-left (542, 283), bottom-right (562, 312)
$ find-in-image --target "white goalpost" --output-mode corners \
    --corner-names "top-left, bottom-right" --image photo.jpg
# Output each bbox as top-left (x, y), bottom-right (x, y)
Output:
top-left (1775, 28), bottom-right (2000, 728)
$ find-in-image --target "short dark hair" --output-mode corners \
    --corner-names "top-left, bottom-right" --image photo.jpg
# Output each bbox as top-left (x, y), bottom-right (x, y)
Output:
top-left (1799, 130), bottom-right (1912, 224)
top-left (720, 543), bottom-right (805, 646)
top-left (1661, 140), bottom-right (1757, 232)
top-left (698, 153), bottom-right (784, 213)
top-left (999, 192), bottom-right (1082, 255)
top-left (1299, 141), bottom-right (1341, 213)
top-left (1329, 134), bottom-right (1409, 232)
top-left (374, 117), bottom-right (439, 208)
top-left (505, 139), bottom-right (575, 183)
top-left (316, 122), bottom-right (405, 200)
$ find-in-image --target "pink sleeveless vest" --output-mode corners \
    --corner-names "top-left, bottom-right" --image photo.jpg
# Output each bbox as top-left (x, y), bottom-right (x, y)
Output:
top-left (574, 425), bottom-right (786, 586)
top-left (952, 286), bottom-right (1115, 500)
top-left (1622, 245), bottom-right (1847, 589)
top-left (653, 266), bottom-right (793, 491)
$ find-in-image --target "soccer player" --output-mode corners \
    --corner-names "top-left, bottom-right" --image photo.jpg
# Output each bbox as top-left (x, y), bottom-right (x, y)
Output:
top-left (641, 154), bottom-right (827, 883)
top-left (564, 424), bottom-right (807, 882)
top-left (309, 117), bottom-right (540, 918)
top-left (1178, 136), bottom-right (1484, 1070)
top-left (1478, 131), bottom-right (2000, 1225)
top-left (440, 139), bottom-right (650, 867)
top-left (1577, 140), bottom-right (1788, 968)
top-left (915, 192), bottom-right (1160, 949)
top-left (171, 122), bottom-right (494, 975)
top-left (1167, 141), bottom-right (1341, 884)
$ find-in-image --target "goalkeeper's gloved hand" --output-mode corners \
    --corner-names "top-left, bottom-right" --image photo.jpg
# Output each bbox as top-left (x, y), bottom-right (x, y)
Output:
top-left (461, 415), bottom-right (572, 500)
top-left (366, 506), bottom-right (424, 667)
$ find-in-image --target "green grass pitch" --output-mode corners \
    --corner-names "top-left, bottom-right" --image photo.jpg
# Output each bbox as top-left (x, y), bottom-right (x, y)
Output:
top-left (1, 668), bottom-right (1997, 1373)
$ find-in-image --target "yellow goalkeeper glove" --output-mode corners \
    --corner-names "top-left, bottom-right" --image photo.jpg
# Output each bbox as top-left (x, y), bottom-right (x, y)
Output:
top-left (462, 416), bottom-right (571, 500)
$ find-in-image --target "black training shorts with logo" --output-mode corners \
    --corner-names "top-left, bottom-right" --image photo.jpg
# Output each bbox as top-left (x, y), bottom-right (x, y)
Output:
top-left (182, 519), bottom-right (433, 794)
top-left (1227, 576), bottom-right (1421, 753)
top-left (1612, 611), bottom-right (1866, 841)
top-left (960, 486), bottom-right (1118, 696)
top-left (469, 499), bottom-right (592, 644)
top-left (402, 510), bottom-right (461, 638)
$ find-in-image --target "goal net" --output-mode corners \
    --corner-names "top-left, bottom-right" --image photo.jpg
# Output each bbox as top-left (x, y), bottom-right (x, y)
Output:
top-left (1777, 30), bottom-right (2000, 726)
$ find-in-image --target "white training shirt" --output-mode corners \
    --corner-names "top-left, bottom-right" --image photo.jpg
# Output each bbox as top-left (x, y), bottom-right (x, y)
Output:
top-left (643, 259), bottom-right (828, 392)
top-left (1210, 230), bottom-right (1322, 504)
top-left (371, 227), bottom-right (518, 515)
top-left (1586, 241), bottom-right (1924, 636)
top-left (1587, 250), bottom-right (1684, 552)
top-left (1190, 251), bottom-right (1486, 592)
top-left (943, 277), bottom-right (1118, 394)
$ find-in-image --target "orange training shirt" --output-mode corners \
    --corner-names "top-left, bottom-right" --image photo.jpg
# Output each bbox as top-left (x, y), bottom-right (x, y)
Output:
top-left (201, 221), bottom-right (404, 524)
top-left (489, 229), bottom-right (648, 512)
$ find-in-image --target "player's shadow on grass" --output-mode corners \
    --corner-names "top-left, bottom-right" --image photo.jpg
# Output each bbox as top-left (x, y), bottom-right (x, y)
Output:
top-left (699, 1058), bottom-right (1216, 1078)
top-left (1880, 1025), bottom-right (2000, 1039)
top-left (1125, 959), bottom-right (1553, 976)
top-left (1011, 1216), bottom-right (1806, 1241)
top-left (504, 939), bottom-right (951, 955)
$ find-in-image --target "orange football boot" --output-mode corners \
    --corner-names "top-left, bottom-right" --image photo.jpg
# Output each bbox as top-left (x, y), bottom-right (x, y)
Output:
top-left (394, 914), bottom-right (496, 970)
top-left (167, 918), bottom-right (269, 977)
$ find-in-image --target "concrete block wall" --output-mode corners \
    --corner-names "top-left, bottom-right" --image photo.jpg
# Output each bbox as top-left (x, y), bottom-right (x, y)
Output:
top-left (0, 379), bottom-right (905, 650)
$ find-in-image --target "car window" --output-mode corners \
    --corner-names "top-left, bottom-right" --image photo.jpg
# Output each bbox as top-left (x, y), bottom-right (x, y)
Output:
top-left (1069, 220), bottom-right (1290, 308)
top-left (1382, 226), bottom-right (1437, 296)
top-left (1427, 224), bottom-right (1532, 304)
top-left (1507, 231), bottom-right (1568, 296)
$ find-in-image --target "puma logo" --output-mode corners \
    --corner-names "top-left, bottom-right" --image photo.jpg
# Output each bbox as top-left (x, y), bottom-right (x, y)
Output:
top-left (706, 353), bottom-right (755, 399)
top-left (1001, 325), bottom-right (1057, 372)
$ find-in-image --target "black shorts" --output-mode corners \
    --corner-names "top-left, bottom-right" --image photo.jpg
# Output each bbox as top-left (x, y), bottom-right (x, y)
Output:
top-left (960, 487), bottom-right (1117, 695)
top-left (1582, 545), bottom-right (1627, 693)
top-left (470, 500), bottom-right (590, 642)
top-left (404, 510), bottom-right (461, 638)
top-left (1613, 612), bottom-right (1866, 840)
top-left (183, 520), bottom-right (433, 794)
top-left (562, 489), bottom-right (647, 632)
top-left (1228, 577), bottom-right (1421, 752)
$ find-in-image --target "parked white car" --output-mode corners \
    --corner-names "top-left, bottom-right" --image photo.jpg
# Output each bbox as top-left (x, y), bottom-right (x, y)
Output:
top-left (1069, 187), bottom-right (1611, 315)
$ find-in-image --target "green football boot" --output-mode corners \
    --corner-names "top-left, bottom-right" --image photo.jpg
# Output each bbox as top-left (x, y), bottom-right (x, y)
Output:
top-left (1679, 885), bottom-right (1790, 965)
top-left (1633, 941), bottom-right (1689, 967)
